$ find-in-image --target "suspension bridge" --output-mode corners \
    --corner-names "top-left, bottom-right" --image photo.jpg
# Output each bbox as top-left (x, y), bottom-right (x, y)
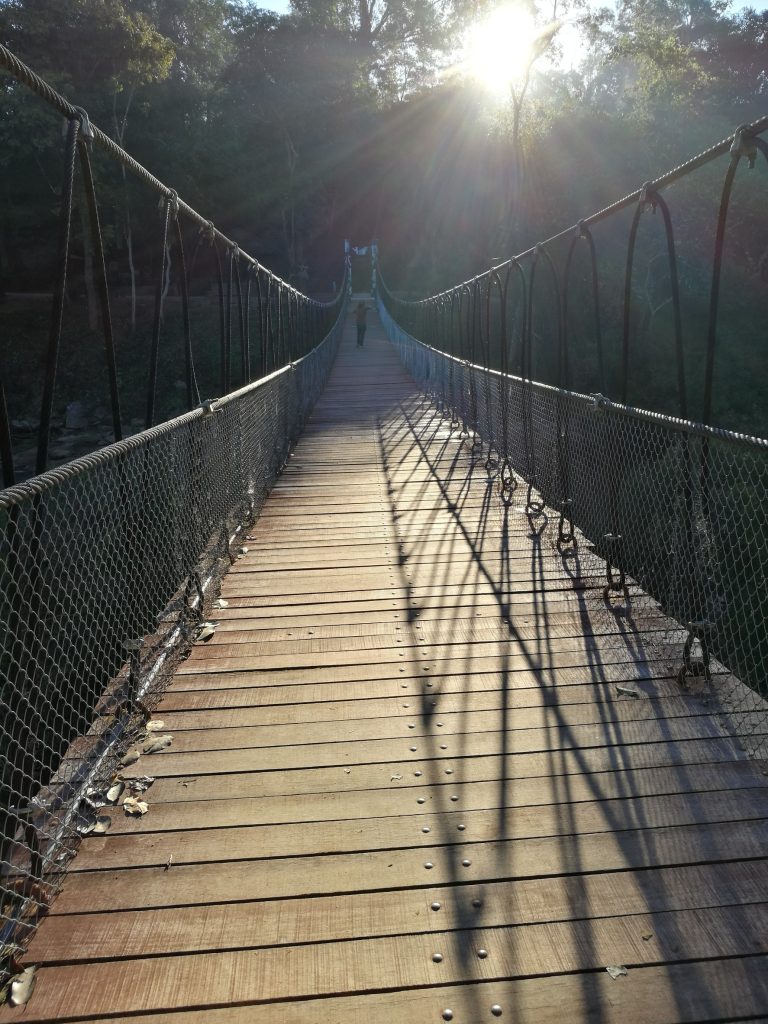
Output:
top-left (1, 45), bottom-right (768, 1023)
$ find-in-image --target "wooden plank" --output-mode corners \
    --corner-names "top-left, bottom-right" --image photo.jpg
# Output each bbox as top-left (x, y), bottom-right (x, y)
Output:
top-left (50, 819), bottom-right (768, 913)
top-left (73, 784), bottom-right (768, 865)
top-left (28, 858), bottom-right (768, 963)
top-left (156, 688), bottom-right (708, 737)
top-left (138, 744), bottom-right (762, 806)
top-left (196, 610), bottom-right (668, 647)
top-left (53, 957), bottom-right (768, 1024)
top-left (155, 689), bottom-right (703, 731)
top-left (117, 728), bottom-right (749, 779)
top-left (178, 634), bottom-right (685, 674)
top-left (7, 906), bottom-right (768, 1021)
top-left (157, 671), bottom-right (694, 710)
top-left (104, 712), bottom-right (740, 776)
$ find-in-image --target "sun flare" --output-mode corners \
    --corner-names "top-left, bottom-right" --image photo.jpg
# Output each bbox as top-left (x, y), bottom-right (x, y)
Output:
top-left (463, 6), bottom-right (540, 94)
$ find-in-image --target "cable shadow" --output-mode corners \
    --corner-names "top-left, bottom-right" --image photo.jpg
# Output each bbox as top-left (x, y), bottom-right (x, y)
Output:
top-left (375, 376), bottom-right (763, 1023)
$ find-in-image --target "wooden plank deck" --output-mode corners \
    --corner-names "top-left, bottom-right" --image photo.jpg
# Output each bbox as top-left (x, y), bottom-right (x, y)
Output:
top-left (4, 307), bottom-right (768, 1022)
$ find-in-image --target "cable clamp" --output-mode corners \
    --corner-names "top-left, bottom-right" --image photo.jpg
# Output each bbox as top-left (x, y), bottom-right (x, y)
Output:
top-left (589, 392), bottom-right (606, 414)
top-left (603, 532), bottom-right (627, 597)
top-left (730, 124), bottom-right (757, 169)
top-left (639, 181), bottom-right (658, 212)
top-left (201, 220), bottom-right (216, 245)
top-left (678, 620), bottom-right (714, 687)
top-left (200, 398), bottom-right (220, 416)
top-left (72, 105), bottom-right (94, 144)
top-left (123, 638), bottom-right (145, 711)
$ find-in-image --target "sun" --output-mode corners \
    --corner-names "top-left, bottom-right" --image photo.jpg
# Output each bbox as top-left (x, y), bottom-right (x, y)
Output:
top-left (462, 6), bottom-right (540, 94)
top-left (462, 6), bottom-right (565, 95)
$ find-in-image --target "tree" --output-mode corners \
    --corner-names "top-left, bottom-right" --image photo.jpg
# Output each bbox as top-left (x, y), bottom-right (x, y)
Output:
top-left (290, 0), bottom-right (474, 98)
top-left (0, 0), bottom-right (174, 325)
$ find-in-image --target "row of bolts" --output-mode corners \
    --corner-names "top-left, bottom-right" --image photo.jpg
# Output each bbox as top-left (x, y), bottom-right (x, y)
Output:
top-left (383, 425), bottom-right (505, 1021)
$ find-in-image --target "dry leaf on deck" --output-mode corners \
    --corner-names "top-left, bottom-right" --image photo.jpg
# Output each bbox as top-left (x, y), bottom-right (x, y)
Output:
top-left (146, 720), bottom-right (165, 732)
top-left (106, 782), bottom-right (124, 803)
top-left (9, 966), bottom-right (37, 1007)
top-left (122, 775), bottom-right (155, 793)
top-left (123, 797), bottom-right (149, 817)
top-left (143, 735), bottom-right (173, 754)
top-left (119, 750), bottom-right (141, 767)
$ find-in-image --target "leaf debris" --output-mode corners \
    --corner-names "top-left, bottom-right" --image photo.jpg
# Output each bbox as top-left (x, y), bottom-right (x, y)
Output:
top-left (9, 966), bottom-right (37, 1007)
top-left (123, 797), bottom-right (149, 817)
top-left (143, 735), bottom-right (173, 754)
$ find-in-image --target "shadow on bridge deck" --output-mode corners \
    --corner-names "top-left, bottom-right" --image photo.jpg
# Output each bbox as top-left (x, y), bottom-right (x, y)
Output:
top-left (3, 305), bottom-right (768, 1022)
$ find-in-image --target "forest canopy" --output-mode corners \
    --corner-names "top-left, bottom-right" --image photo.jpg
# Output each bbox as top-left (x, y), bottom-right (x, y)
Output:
top-left (1, 0), bottom-right (767, 436)
top-left (2, 0), bottom-right (766, 281)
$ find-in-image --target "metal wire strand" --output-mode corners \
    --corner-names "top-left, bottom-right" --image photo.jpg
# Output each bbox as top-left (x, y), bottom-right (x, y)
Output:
top-left (36, 116), bottom-right (80, 476)
top-left (0, 378), bottom-right (15, 487)
top-left (145, 197), bottom-right (172, 429)
top-left (77, 135), bottom-right (122, 444)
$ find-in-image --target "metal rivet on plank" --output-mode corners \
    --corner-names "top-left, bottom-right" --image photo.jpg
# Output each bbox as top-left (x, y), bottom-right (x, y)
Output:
top-left (432, 953), bottom-right (443, 963)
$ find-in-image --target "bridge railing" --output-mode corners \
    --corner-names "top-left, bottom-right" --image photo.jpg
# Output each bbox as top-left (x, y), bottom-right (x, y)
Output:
top-left (376, 122), bottom-right (768, 761)
top-left (0, 44), bottom-right (350, 965)
top-left (0, 295), bottom-right (347, 962)
top-left (0, 44), bottom-right (347, 490)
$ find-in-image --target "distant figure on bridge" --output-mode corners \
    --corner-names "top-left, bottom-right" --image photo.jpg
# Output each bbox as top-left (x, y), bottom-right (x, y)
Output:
top-left (355, 301), bottom-right (368, 347)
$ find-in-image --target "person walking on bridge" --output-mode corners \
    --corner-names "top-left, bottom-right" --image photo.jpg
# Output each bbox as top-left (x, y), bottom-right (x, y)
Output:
top-left (355, 301), bottom-right (368, 347)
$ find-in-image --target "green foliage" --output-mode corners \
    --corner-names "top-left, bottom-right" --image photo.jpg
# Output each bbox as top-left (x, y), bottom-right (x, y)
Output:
top-left (0, 0), bottom-right (766, 437)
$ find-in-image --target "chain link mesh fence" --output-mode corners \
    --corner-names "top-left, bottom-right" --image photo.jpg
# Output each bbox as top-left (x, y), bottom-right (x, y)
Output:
top-left (0, 302), bottom-right (346, 966)
top-left (378, 295), bottom-right (768, 760)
